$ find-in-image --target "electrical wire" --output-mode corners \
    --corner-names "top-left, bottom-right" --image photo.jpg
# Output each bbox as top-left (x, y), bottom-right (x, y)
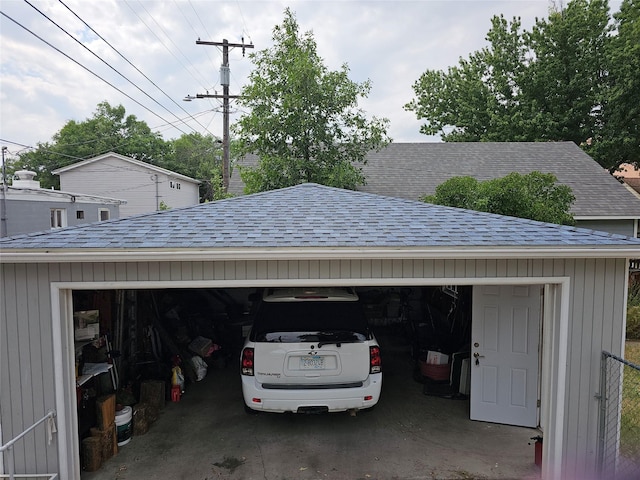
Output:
top-left (175, 0), bottom-right (218, 76)
top-left (0, 11), bottom-right (191, 136)
top-left (235, 0), bottom-right (253, 46)
top-left (23, 0), bottom-right (195, 135)
top-left (124, 0), bottom-right (211, 90)
top-left (57, 0), bottom-right (216, 137)
top-left (0, 107), bottom-right (222, 162)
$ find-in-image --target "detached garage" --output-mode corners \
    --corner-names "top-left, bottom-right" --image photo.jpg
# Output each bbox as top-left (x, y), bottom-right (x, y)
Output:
top-left (2, 183), bottom-right (639, 479)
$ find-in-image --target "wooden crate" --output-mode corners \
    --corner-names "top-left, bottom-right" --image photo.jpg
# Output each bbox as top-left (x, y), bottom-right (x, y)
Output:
top-left (90, 423), bottom-right (117, 461)
top-left (139, 380), bottom-right (165, 410)
top-left (81, 436), bottom-right (102, 472)
top-left (95, 394), bottom-right (116, 431)
top-left (133, 403), bottom-right (150, 435)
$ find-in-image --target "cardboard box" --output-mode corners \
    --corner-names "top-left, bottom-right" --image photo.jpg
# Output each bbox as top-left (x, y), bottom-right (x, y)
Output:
top-left (426, 350), bottom-right (449, 365)
top-left (189, 336), bottom-right (213, 357)
top-left (74, 310), bottom-right (100, 341)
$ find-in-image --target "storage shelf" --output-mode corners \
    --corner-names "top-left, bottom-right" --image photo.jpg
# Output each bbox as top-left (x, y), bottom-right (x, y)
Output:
top-left (76, 363), bottom-right (112, 387)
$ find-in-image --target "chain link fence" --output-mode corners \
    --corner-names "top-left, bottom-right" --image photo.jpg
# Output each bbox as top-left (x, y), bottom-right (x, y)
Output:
top-left (598, 351), bottom-right (640, 480)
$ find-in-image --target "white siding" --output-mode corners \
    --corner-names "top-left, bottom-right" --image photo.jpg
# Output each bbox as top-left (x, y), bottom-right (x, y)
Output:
top-left (159, 174), bottom-right (200, 210)
top-left (58, 157), bottom-right (199, 217)
top-left (0, 257), bottom-right (629, 479)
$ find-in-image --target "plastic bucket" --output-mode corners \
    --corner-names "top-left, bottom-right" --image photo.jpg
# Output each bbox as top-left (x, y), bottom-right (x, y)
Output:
top-left (115, 406), bottom-right (132, 446)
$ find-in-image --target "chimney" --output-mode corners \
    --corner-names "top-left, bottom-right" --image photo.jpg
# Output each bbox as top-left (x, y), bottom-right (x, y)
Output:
top-left (12, 170), bottom-right (41, 189)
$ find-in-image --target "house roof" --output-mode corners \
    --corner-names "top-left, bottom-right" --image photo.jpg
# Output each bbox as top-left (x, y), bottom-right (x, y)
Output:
top-left (1, 183), bottom-right (639, 263)
top-left (229, 142), bottom-right (640, 219)
top-left (52, 152), bottom-right (201, 184)
top-left (6, 186), bottom-right (126, 204)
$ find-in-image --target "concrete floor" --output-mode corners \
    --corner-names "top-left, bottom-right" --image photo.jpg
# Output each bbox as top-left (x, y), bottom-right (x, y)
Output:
top-left (82, 333), bottom-right (542, 480)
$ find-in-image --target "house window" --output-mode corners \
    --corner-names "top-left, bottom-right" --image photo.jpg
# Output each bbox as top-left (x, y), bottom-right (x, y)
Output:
top-left (50, 209), bottom-right (67, 229)
top-left (76, 210), bottom-right (85, 220)
top-left (170, 181), bottom-right (181, 190)
top-left (98, 209), bottom-right (110, 221)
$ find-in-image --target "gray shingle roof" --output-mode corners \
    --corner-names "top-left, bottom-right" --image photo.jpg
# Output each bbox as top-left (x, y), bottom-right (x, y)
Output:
top-left (229, 142), bottom-right (640, 218)
top-left (1, 183), bottom-right (639, 251)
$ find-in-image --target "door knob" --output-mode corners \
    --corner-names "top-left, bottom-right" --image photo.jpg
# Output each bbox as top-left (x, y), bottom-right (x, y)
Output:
top-left (473, 351), bottom-right (485, 366)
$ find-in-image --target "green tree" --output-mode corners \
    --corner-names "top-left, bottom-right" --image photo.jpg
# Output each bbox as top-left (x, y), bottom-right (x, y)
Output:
top-left (586, 0), bottom-right (640, 170)
top-left (422, 171), bottom-right (576, 225)
top-left (165, 133), bottom-right (228, 202)
top-left (405, 0), bottom-right (633, 170)
top-left (12, 101), bottom-right (167, 189)
top-left (233, 8), bottom-right (391, 193)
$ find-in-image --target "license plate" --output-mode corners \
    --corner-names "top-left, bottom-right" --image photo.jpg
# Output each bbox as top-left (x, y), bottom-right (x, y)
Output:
top-left (301, 355), bottom-right (325, 369)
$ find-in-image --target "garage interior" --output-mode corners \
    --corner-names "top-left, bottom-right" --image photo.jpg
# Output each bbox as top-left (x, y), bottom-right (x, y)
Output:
top-left (72, 284), bottom-right (542, 479)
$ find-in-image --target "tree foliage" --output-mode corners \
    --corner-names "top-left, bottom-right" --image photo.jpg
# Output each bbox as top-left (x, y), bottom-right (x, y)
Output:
top-left (405, 0), bottom-right (638, 171)
top-left (9, 101), bottom-right (228, 201)
top-left (586, 0), bottom-right (640, 169)
top-left (165, 133), bottom-right (227, 202)
top-left (12, 101), bottom-right (166, 189)
top-left (422, 171), bottom-right (576, 225)
top-left (233, 8), bottom-right (391, 193)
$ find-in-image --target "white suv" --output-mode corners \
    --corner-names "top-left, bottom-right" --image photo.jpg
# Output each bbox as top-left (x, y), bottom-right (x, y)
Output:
top-left (240, 287), bottom-right (382, 414)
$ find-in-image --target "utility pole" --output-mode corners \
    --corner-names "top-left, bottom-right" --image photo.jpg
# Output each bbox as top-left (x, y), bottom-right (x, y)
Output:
top-left (1, 146), bottom-right (7, 238)
top-left (188, 38), bottom-right (253, 193)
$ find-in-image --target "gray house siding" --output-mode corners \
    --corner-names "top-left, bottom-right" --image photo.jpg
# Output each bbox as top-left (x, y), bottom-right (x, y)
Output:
top-left (575, 219), bottom-right (637, 238)
top-left (4, 199), bottom-right (120, 237)
top-left (0, 256), bottom-right (629, 479)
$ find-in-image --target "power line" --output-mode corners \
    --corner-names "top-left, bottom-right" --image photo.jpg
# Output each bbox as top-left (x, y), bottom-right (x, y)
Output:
top-left (124, 0), bottom-right (212, 91)
top-left (56, 0), bottom-right (216, 137)
top-left (23, 0), bottom-right (195, 136)
top-left (0, 11), bottom-right (191, 136)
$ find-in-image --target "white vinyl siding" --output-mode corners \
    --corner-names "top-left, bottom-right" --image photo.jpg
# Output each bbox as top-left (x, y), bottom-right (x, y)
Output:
top-left (57, 156), bottom-right (199, 218)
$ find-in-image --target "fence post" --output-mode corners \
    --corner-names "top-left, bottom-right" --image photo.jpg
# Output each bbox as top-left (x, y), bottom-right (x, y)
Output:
top-left (597, 351), bottom-right (608, 476)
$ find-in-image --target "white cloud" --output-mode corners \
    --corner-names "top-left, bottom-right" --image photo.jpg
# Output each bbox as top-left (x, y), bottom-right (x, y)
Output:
top-left (0, 0), bottom-right (623, 157)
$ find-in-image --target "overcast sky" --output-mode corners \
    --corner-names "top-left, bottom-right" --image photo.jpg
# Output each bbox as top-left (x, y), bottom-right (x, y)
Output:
top-left (0, 0), bottom-right (623, 158)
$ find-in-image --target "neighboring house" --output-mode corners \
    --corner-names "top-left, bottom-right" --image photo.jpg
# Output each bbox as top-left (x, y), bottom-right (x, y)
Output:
top-left (52, 152), bottom-right (200, 218)
top-left (229, 142), bottom-right (640, 237)
top-left (0, 170), bottom-right (124, 238)
top-left (614, 162), bottom-right (640, 197)
top-left (2, 183), bottom-right (640, 480)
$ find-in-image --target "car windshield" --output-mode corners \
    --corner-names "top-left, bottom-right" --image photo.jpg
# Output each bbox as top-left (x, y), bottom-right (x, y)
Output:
top-left (253, 301), bottom-right (368, 342)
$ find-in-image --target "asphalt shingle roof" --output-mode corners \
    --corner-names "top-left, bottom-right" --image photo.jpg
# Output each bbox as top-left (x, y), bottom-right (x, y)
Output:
top-left (229, 142), bottom-right (640, 218)
top-left (1, 183), bottom-right (639, 251)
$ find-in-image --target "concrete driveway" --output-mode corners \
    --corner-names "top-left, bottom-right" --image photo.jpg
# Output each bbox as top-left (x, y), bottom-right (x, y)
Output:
top-left (82, 335), bottom-right (542, 480)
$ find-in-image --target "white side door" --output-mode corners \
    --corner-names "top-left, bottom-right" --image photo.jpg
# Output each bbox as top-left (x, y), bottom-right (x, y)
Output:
top-left (470, 285), bottom-right (541, 427)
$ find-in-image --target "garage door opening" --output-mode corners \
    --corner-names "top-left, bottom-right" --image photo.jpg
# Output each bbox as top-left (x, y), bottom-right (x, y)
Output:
top-left (70, 284), bottom-right (542, 479)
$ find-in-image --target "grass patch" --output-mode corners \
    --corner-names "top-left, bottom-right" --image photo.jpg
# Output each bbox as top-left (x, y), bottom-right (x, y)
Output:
top-left (620, 342), bottom-right (640, 461)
